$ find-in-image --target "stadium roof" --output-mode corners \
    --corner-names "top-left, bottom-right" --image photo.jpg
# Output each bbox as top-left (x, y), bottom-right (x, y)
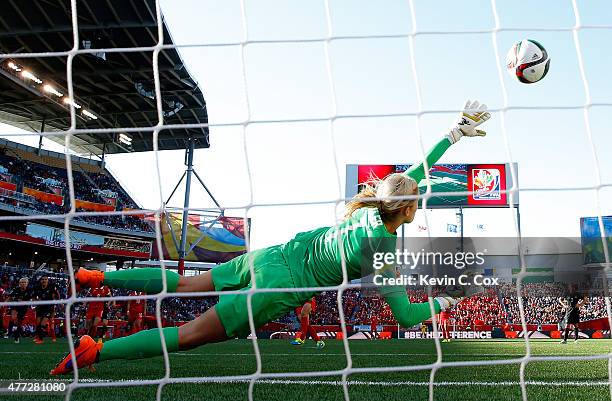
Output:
top-left (0, 0), bottom-right (209, 155)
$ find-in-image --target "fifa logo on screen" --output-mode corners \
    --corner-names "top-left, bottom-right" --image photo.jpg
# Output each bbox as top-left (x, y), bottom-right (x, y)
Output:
top-left (472, 168), bottom-right (501, 200)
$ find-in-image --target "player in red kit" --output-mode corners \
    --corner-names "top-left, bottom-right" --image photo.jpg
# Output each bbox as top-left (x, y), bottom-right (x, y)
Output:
top-left (291, 297), bottom-right (325, 349)
top-left (85, 286), bottom-right (111, 339)
top-left (127, 291), bottom-right (146, 334)
top-left (438, 309), bottom-right (452, 342)
top-left (370, 315), bottom-right (379, 335)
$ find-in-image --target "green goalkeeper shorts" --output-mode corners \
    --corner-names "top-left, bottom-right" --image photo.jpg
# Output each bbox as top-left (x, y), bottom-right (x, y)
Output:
top-left (211, 245), bottom-right (315, 337)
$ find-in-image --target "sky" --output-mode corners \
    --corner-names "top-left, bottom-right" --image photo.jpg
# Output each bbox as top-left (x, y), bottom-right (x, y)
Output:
top-left (1, 0), bottom-right (611, 250)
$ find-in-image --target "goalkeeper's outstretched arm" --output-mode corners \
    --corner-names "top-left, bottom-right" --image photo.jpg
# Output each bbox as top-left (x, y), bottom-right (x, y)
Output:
top-left (404, 138), bottom-right (452, 184)
top-left (404, 100), bottom-right (490, 183)
top-left (384, 100), bottom-right (491, 328)
top-left (384, 292), bottom-right (441, 328)
top-left (382, 288), bottom-right (460, 328)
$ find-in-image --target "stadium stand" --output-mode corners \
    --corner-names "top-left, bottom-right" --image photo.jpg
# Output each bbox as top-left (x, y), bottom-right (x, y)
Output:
top-left (499, 283), bottom-right (608, 325)
top-left (298, 287), bottom-right (607, 329)
top-left (0, 139), bottom-right (153, 233)
top-left (1, 264), bottom-right (608, 341)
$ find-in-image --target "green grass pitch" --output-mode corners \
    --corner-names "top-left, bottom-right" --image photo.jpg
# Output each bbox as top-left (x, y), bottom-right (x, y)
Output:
top-left (0, 338), bottom-right (610, 401)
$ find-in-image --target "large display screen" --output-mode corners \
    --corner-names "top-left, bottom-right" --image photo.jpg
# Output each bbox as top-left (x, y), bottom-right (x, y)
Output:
top-left (346, 163), bottom-right (518, 208)
top-left (580, 216), bottom-right (612, 265)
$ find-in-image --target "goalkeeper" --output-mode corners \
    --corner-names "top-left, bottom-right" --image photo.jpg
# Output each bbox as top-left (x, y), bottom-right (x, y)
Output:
top-left (51, 100), bottom-right (490, 375)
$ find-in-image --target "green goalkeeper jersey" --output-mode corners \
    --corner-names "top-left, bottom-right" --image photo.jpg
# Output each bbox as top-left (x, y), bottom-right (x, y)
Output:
top-left (281, 206), bottom-right (396, 288)
top-left (280, 137), bottom-right (452, 328)
top-left (282, 137), bottom-right (451, 327)
top-left (281, 136), bottom-right (451, 286)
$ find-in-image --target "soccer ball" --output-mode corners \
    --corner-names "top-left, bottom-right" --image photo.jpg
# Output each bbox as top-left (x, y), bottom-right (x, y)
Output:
top-left (505, 39), bottom-right (550, 84)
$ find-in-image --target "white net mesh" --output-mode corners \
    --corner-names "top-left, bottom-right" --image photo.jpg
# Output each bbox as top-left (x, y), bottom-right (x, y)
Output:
top-left (0, 0), bottom-right (610, 401)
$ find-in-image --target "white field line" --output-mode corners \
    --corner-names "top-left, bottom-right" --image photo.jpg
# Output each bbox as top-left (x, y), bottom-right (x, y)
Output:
top-left (173, 352), bottom-right (605, 358)
top-left (63, 378), bottom-right (612, 387)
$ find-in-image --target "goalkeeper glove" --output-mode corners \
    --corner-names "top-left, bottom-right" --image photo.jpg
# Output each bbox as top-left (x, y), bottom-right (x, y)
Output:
top-left (434, 295), bottom-right (462, 311)
top-left (435, 270), bottom-right (486, 311)
top-left (447, 100), bottom-right (491, 144)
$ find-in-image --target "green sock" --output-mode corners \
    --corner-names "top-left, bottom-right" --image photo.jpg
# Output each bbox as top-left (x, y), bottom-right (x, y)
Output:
top-left (98, 327), bottom-right (180, 361)
top-left (103, 268), bottom-right (180, 293)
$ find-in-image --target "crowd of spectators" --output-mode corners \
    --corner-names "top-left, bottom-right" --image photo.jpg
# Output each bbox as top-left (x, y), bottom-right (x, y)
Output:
top-left (76, 207), bottom-right (152, 233)
top-left (302, 290), bottom-right (394, 325)
top-left (1, 266), bottom-right (609, 331)
top-left (0, 154), bottom-right (67, 194)
top-left (502, 296), bottom-right (561, 325)
top-left (0, 150), bottom-right (153, 233)
top-left (305, 290), bottom-right (503, 327)
top-left (294, 286), bottom-right (607, 328)
top-left (1, 267), bottom-right (217, 326)
top-left (452, 291), bottom-right (507, 326)
top-left (80, 170), bottom-right (135, 210)
top-left (498, 283), bottom-right (608, 324)
top-left (581, 297), bottom-right (609, 320)
top-left (503, 295), bottom-right (608, 325)
top-left (498, 282), bottom-right (567, 298)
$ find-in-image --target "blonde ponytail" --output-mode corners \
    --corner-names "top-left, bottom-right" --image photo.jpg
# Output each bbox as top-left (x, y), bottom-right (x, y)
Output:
top-left (344, 185), bottom-right (379, 218)
top-left (345, 173), bottom-right (418, 221)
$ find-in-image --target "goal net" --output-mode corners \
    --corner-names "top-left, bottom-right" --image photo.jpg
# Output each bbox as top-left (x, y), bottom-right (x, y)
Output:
top-left (0, 1), bottom-right (610, 401)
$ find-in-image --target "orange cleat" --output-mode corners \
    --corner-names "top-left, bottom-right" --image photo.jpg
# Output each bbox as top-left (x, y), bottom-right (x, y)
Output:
top-left (75, 269), bottom-right (104, 292)
top-left (50, 335), bottom-right (103, 375)
top-left (34, 338), bottom-right (44, 344)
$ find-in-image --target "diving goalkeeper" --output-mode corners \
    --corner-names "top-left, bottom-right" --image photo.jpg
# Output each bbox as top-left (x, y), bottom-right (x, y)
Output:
top-left (51, 100), bottom-right (490, 375)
